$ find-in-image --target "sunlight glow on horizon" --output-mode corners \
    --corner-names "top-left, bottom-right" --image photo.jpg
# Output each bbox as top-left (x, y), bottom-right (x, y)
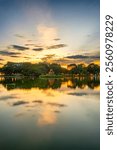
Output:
top-left (0, 0), bottom-right (100, 67)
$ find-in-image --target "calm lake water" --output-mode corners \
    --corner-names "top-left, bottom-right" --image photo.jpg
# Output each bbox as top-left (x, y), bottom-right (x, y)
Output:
top-left (0, 77), bottom-right (100, 150)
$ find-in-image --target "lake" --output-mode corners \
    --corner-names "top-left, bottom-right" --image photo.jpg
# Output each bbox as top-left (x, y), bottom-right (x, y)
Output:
top-left (0, 77), bottom-right (100, 150)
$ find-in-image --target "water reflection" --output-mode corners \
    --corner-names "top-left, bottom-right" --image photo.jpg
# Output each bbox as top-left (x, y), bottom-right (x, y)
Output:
top-left (0, 77), bottom-right (100, 150)
top-left (0, 77), bottom-right (100, 90)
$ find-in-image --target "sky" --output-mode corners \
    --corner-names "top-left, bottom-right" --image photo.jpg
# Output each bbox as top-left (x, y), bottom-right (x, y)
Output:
top-left (0, 0), bottom-right (100, 67)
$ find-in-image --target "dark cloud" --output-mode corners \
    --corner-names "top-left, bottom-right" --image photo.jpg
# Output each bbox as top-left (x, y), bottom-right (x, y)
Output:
top-left (47, 44), bottom-right (67, 49)
top-left (53, 55), bottom-right (100, 65)
top-left (47, 102), bottom-right (67, 107)
top-left (10, 55), bottom-right (20, 58)
top-left (83, 51), bottom-right (100, 56)
top-left (32, 100), bottom-right (43, 104)
top-left (53, 58), bottom-right (70, 64)
top-left (68, 92), bottom-right (99, 96)
top-left (11, 45), bottom-right (29, 50)
top-left (66, 55), bottom-right (100, 59)
top-left (0, 95), bottom-right (17, 101)
top-left (45, 54), bottom-right (55, 58)
top-left (12, 101), bottom-right (29, 106)
top-left (27, 40), bottom-right (33, 42)
top-left (0, 62), bottom-right (4, 65)
top-left (0, 50), bottom-right (20, 56)
top-left (68, 92), bottom-right (88, 96)
top-left (23, 56), bottom-right (31, 59)
top-left (54, 110), bottom-right (60, 113)
top-left (32, 48), bottom-right (44, 51)
top-left (0, 58), bottom-right (4, 61)
top-left (54, 38), bottom-right (61, 41)
top-left (41, 54), bottom-right (56, 62)
top-left (14, 34), bottom-right (25, 38)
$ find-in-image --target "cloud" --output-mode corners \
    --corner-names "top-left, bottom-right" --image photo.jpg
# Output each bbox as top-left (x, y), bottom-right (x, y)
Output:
top-left (26, 40), bottom-right (33, 42)
top-left (0, 95), bottom-right (17, 101)
top-left (0, 62), bottom-right (4, 65)
top-left (37, 25), bottom-right (58, 45)
top-left (47, 44), bottom-right (67, 49)
top-left (42, 54), bottom-right (55, 59)
top-left (47, 102), bottom-right (67, 108)
top-left (66, 54), bottom-right (100, 59)
top-left (53, 58), bottom-right (70, 64)
top-left (12, 101), bottom-right (29, 106)
top-left (41, 54), bottom-right (56, 62)
top-left (45, 54), bottom-right (56, 58)
top-left (23, 56), bottom-right (31, 59)
top-left (32, 48), bottom-right (44, 51)
top-left (0, 58), bottom-right (4, 61)
top-left (67, 92), bottom-right (99, 96)
top-left (53, 55), bottom-right (100, 65)
top-left (0, 50), bottom-right (20, 56)
top-left (54, 38), bottom-right (61, 41)
top-left (25, 43), bottom-right (37, 46)
top-left (33, 100), bottom-right (43, 104)
top-left (14, 34), bottom-right (25, 38)
top-left (10, 55), bottom-right (20, 58)
top-left (11, 45), bottom-right (29, 50)
top-left (68, 92), bottom-right (88, 96)
top-left (54, 110), bottom-right (60, 113)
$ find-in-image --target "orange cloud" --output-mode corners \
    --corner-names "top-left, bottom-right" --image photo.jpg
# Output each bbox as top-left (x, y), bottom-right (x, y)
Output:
top-left (37, 25), bottom-right (58, 46)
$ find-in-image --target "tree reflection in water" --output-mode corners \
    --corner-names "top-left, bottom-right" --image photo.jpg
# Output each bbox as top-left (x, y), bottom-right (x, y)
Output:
top-left (0, 77), bottom-right (100, 90)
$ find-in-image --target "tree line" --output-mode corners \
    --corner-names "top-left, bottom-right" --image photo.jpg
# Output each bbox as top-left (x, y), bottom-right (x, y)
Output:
top-left (0, 62), bottom-right (100, 76)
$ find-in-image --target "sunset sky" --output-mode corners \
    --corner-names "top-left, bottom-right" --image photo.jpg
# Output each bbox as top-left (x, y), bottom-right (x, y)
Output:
top-left (0, 0), bottom-right (100, 67)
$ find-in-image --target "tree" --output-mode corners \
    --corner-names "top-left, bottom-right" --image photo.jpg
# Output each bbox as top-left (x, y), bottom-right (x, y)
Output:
top-left (87, 63), bottom-right (100, 75)
top-left (49, 63), bottom-right (62, 74)
top-left (77, 64), bottom-right (86, 75)
top-left (1, 62), bottom-right (100, 76)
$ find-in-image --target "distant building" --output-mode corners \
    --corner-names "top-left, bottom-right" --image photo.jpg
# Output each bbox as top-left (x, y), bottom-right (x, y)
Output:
top-left (48, 69), bottom-right (54, 75)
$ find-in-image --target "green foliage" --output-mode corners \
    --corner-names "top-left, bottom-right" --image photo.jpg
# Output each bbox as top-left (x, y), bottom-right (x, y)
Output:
top-left (49, 63), bottom-right (62, 74)
top-left (0, 62), bottom-right (100, 76)
top-left (1, 62), bottom-right (49, 76)
top-left (87, 63), bottom-right (100, 75)
top-left (68, 63), bottom-right (100, 76)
